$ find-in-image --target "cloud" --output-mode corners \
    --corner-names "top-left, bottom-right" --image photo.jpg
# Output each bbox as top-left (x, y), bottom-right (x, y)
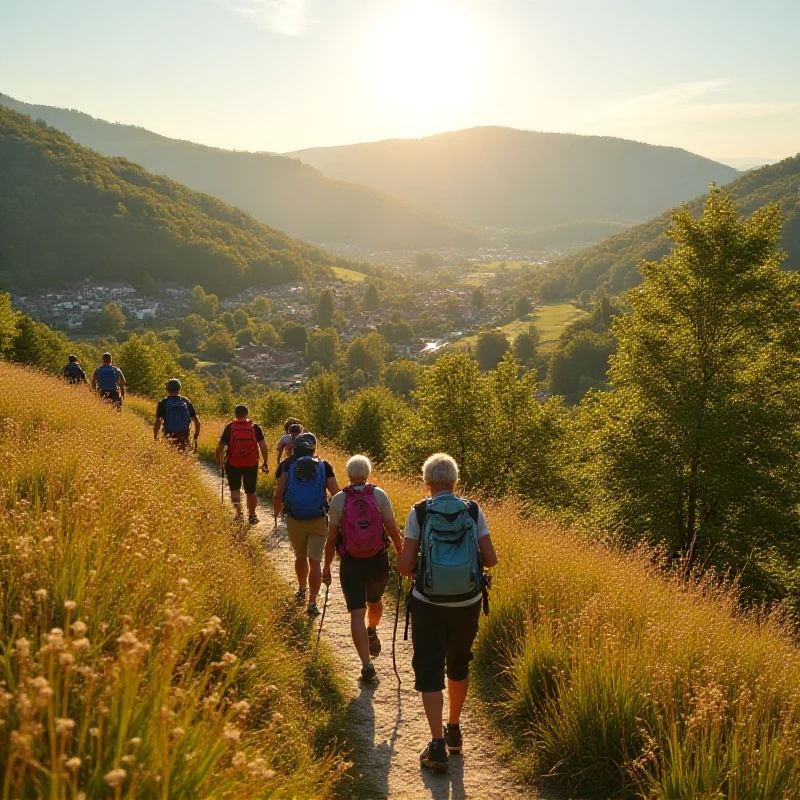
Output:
top-left (584, 80), bottom-right (798, 125)
top-left (219, 0), bottom-right (313, 35)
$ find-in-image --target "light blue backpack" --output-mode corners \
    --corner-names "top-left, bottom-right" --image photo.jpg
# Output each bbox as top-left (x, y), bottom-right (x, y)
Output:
top-left (415, 495), bottom-right (481, 603)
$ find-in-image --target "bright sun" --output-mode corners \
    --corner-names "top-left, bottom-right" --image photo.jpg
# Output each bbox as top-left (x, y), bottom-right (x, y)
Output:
top-left (370, 2), bottom-right (484, 114)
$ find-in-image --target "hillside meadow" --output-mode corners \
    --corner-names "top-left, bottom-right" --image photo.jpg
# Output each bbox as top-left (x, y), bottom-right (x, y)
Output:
top-left (0, 366), bottom-right (347, 798)
top-left (142, 399), bottom-right (800, 799)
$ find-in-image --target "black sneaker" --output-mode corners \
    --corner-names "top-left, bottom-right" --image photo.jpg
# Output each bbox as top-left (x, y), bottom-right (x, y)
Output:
top-left (367, 627), bottom-right (382, 657)
top-left (294, 588), bottom-right (307, 604)
top-left (248, 513), bottom-right (259, 526)
top-left (306, 602), bottom-right (320, 617)
top-left (360, 662), bottom-right (376, 683)
top-left (444, 724), bottom-right (462, 754)
top-left (420, 738), bottom-right (448, 772)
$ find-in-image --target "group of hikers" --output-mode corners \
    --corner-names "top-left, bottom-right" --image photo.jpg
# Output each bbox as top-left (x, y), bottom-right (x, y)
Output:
top-left (64, 358), bottom-right (497, 773)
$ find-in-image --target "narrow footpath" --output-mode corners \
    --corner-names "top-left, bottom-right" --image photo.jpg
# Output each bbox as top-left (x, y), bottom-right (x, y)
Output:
top-left (200, 466), bottom-right (539, 800)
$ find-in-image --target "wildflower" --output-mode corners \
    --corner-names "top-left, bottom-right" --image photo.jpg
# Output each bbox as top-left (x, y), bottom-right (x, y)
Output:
top-left (89, 728), bottom-right (100, 737)
top-left (59, 652), bottom-right (75, 667)
top-left (55, 718), bottom-right (76, 735)
top-left (71, 620), bottom-right (88, 637)
top-left (271, 712), bottom-right (284, 723)
top-left (232, 700), bottom-right (250, 717)
top-left (35, 589), bottom-right (47, 601)
top-left (231, 752), bottom-right (247, 769)
top-left (221, 652), bottom-right (237, 666)
top-left (66, 757), bottom-right (81, 771)
top-left (223, 725), bottom-right (241, 744)
top-left (103, 769), bottom-right (127, 788)
top-left (64, 600), bottom-right (77, 611)
top-left (171, 727), bottom-right (185, 740)
top-left (177, 578), bottom-right (189, 590)
top-left (129, 737), bottom-right (141, 750)
top-left (15, 638), bottom-right (30, 658)
top-left (121, 754), bottom-right (135, 766)
top-left (72, 638), bottom-right (90, 654)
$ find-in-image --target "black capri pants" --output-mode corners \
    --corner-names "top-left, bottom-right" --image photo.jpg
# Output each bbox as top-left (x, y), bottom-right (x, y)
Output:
top-left (339, 551), bottom-right (390, 612)
top-left (410, 596), bottom-right (481, 693)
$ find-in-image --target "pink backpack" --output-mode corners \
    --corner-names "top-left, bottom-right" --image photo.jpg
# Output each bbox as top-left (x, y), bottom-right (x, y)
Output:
top-left (338, 485), bottom-right (385, 558)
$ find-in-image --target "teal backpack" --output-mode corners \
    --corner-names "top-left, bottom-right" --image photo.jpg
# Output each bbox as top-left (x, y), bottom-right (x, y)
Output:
top-left (414, 495), bottom-right (481, 603)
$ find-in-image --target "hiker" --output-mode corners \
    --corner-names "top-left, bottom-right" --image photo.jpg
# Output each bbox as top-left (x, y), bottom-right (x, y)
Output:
top-left (322, 455), bottom-right (403, 683)
top-left (61, 354), bottom-right (87, 385)
top-left (396, 453), bottom-right (498, 773)
top-left (153, 379), bottom-right (200, 452)
top-left (276, 418), bottom-right (303, 462)
top-left (215, 404), bottom-right (270, 525)
top-left (273, 432), bottom-right (340, 616)
top-left (91, 352), bottom-right (126, 409)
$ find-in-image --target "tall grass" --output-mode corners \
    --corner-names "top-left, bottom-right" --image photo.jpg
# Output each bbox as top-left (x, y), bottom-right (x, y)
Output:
top-left (0, 366), bottom-right (346, 798)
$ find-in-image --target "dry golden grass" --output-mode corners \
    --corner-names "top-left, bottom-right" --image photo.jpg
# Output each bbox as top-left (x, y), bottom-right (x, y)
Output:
top-left (0, 366), bottom-right (345, 799)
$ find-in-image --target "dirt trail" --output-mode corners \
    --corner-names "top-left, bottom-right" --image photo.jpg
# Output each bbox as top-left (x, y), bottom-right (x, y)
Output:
top-left (200, 466), bottom-right (539, 800)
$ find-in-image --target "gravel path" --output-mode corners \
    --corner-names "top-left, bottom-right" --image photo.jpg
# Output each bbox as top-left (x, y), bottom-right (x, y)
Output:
top-left (200, 466), bottom-right (539, 800)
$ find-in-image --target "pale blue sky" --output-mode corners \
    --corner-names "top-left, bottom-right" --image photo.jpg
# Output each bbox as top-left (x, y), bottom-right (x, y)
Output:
top-left (3, 0), bottom-right (799, 160)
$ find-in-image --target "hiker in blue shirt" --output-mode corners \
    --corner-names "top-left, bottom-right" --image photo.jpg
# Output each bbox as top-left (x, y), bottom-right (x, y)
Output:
top-left (61, 354), bottom-right (87, 385)
top-left (397, 452), bottom-right (498, 774)
top-left (153, 378), bottom-right (201, 452)
top-left (91, 352), bottom-right (126, 410)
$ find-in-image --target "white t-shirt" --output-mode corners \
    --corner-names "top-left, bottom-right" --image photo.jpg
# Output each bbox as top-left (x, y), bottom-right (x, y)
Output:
top-left (404, 494), bottom-right (489, 607)
top-left (277, 433), bottom-right (293, 454)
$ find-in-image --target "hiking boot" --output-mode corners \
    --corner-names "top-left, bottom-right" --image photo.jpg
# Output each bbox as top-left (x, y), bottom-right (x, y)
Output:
top-left (306, 602), bottom-right (320, 617)
top-left (248, 513), bottom-right (259, 526)
top-left (444, 724), bottom-right (463, 754)
top-left (420, 738), bottom-right (448, 772)
top-left (360, 662), bottom-right (376, 683)
top-left (367, 627), bottom-right (382, 658)
top-left (295, 588), bottom-right (307, 604)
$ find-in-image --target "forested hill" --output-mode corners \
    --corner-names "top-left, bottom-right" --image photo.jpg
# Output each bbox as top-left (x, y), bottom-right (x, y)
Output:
top-left (286, 126), bottom-right (740, 230)
top-left (0, 94), bottom-right (482, 250)
top-left (535, 152), bottom-right (800, 298)
top-left (0, 108), bottom-right (364, 293)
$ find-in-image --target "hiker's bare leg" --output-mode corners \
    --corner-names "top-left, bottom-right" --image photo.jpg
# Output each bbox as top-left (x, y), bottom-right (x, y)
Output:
top-left (447, 677), bottom-right (469, 726)
top-left (421, 691), bottom-right (444, 739)
top-left (294, 555), bottom-right (308, 592)
top-left (230, 489), bottom-right (242, 516)
top-left (246, 492), bottom-right (258, 515)
top-left (350, 608), bottom-right (370, 665)
top-left (367, 600), bottom-right (383, 629)
top-left (308, 558), bottom-right (322, 603)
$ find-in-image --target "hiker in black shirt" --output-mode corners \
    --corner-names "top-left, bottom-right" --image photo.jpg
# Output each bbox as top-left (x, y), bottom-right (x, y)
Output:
top-left (153, 379), bottom-right (200, 452)
top-left (61, 354), bottom-right (87, 385)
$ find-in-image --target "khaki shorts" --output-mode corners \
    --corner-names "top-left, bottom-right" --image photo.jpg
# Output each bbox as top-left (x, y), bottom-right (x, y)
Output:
top-left (287, 516), bottom-right (327, 561)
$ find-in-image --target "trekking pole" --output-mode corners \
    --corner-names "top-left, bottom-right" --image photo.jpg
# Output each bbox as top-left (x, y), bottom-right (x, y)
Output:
top-left (315, 583), bottom-right (330, 653)
top-left (220, 464), bottom-right (225, 506)
top-left (392, 571), bottom-right (402, 685)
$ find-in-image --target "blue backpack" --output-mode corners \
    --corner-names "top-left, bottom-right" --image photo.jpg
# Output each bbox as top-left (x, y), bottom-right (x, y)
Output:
top-left (285, 457), bottom-right (327, 520)
top-left (415, 496), bottom-right (481, 603)
top-left (164, 395), bottom-right (191, 434)
top-left (96, 365), bottom-right (119, 392)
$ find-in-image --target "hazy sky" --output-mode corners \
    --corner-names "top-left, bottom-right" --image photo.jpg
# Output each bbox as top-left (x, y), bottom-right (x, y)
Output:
top-left (3, 0), bottom-right (799, 162)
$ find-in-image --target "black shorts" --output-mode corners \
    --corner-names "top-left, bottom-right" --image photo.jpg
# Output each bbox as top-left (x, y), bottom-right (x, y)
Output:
top-left (100, 390), bottom-right (122, 405)
top-left (226, 464), bottom-right (258, 495)
top-left (410, 596), bottom-right (481, 692)
top-left (339, 551), bottom-right (390, 612)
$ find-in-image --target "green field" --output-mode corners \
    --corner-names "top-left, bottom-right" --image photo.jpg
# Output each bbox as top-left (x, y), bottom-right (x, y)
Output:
top-left (450, 302), bottom-right (587, 354)
top-left (332, 266), bottom-right (367, 282)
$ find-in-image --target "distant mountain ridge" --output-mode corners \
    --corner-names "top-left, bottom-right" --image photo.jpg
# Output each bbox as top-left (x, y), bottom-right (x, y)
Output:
top-left (0, 93), bottom-right (483, 250)
top-left (0, 108), bottom-right (363, 293)
top-left (287, 127), bottom-right (741, 230)
top-left (533, 153), bottom-right (800, 299)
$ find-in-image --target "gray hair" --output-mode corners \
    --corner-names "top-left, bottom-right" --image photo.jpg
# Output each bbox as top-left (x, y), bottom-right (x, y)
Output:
top-left (422, 453), bottom-right (459, 486)
top-left (346, 455), bottom-right (373, 482)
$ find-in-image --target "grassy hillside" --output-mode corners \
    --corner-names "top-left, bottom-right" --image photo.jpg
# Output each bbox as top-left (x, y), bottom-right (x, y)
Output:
top-left (0, 108), bottom-right (368, 294)
top-left (0, 94), bottom-right (483, 251)
top-left (538, 152), bottom-right (800, 296)
top-left (0, 365), bottom-right (346, 797)
top-left (287, 126), bottom-right (740, 230)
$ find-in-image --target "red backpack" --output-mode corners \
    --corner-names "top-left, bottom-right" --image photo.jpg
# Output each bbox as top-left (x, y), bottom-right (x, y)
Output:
top-left (338, 485), bottom-right (384, 558)
top-left (226, 419), bottom-right (259, 467)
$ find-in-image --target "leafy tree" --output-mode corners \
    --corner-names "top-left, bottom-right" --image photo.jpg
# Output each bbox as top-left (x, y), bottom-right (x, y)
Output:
top-left (10, 314), bottom-right (69, 372)
top-left (281, 321), bottom-right (308, 351)
top-left (476, 330), bottom-right (510, 371)
top-left (513, 330), bottom-right (538, 366)
top-left (233, 308), bottom-right (250, 330)
top-left (100, 302), bottom-right (126, 335)
top-left (363, 284), bottom-right (380, 312)
top-left (189, 287), bottom-right (219, 320)
top-left (471, 287), bottom-right (485, 310)
top-left (346, 333), bottom-right (387, 385)
top-left (306, 328), bottom-right (339, 368)
top-left (383, 360), bottom-right (420, 398)
top-left (201, 326), bottom-right (236, 362)
top-left (316, 289), bottom-right (335, 327)
top-left (255, 322), bottom-right (280, 347)
top-left (589, 189), bottom-right (800, 586)
top-left (235, 328), bottom-right (254, 346)
top-left (303, 372), bottom-right (342, 440)
top-left (341, 387), bottom-right (409, 462)
top-left (258, 391), bottom-right (298, 427)
top-left (0, 293), bottom-right (18, 355)
top-left (220, 312), bottom-right (237, 334)
top-left (177, 353), bottom-right (198, 370)
top-left (547, 330), bottom-right (614, 401)
top-left (252, 296), bottom-right (272, 316)
top-left (515, 296), bottom-right (533, 320)
top-left (116, 334), bottom-right (162, 398)
top-left (227, 366), bottom-right (248, 392)
top-left (381, 320), bottom-right (413, 342)
top-left (350, 369), bottom-right (366, 389)
top-left (177, 314), bottom-right (207, 351)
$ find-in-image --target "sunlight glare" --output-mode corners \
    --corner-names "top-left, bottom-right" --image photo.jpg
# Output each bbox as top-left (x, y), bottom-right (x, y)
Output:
top-left (370, 2), bottom-right (484, 114)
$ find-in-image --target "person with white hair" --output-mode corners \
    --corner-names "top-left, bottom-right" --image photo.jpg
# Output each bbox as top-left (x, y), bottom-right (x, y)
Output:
top-left (323, 455), bottom-right (403, 683)
top-left (396, 452), bottom-right (498, 773)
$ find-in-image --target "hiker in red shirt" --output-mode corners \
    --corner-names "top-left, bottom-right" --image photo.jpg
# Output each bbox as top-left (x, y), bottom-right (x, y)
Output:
top-left (215, 404), bottom-right (269, 525)
top-left (323, 455), bottom-right (403, 683)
